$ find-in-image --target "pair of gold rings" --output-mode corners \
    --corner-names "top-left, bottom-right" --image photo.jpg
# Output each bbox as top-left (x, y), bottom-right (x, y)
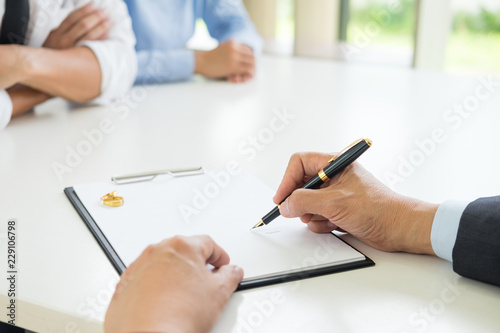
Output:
top-left (101, 191), bottom-right (124, 207)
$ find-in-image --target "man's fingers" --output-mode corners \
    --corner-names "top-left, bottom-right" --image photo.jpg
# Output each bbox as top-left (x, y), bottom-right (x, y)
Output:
top-left (228, 55), bottom-right (253, 74)
top-left (236, 63), bottom-right (254, 77)
top-left (238, 44), bottom-right (254, 57)
top-left (227, 74), bottom-right (242, 83)
top-left (57, 3), bottom-right (97, 33)
top-left (300, 214), bottom-right (330, 224)
top-left (157, 235), bottom-right (230, 268)
top-left (228, 74), bottom-right (252, 83)
top-left (214, 265), bottom-right (244, 294)
top-left (195, 235), bottom-right (231, 268)
top-left (228, 48), bottom-right (253, 69)
top-left (239, 51), bottom-right (255, 64)
top-left (299, 213), bottom-right (313, 223)
top-left (273, 152), bottom-right (334, 204)
top-left (307, 220), bottom-right (338, 233)
top-left (236, 53), bottom-right (255, 71)
top-left (280, 188), bottom-right (331, 218)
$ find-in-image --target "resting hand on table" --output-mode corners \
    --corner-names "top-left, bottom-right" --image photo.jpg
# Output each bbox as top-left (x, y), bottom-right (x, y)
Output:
top-left (104, 235), bottom-right (243, 333)
top-left (274, 152), bottom-right (438, 255)
top-left (195, 40), bottom-right (255, 83)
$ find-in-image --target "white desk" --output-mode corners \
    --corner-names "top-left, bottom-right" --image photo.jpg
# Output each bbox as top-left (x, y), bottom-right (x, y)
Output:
top-left (1, 55), bottom-right (499, 333)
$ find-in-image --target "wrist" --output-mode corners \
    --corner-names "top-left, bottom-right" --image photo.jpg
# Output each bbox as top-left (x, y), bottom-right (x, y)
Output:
top-left (13, 45), bottom-right (37, 84)
top-left (194, 51), bottom-right (207, 75)
top-left (388, 195), bottom-right (438, 255)
top-left (7, 84), bottom-right (52, 117)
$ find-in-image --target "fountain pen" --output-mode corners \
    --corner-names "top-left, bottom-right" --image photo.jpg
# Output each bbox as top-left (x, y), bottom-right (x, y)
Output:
top-left (252, 138), bottom-right (372, 229)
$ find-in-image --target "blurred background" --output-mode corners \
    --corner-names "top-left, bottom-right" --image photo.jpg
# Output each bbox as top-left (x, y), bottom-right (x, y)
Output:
top-left (188, 0), bottom-right (500, 77)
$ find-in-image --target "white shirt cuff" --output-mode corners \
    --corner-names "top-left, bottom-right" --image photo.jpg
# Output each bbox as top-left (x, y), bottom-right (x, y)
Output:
top-left (0, 89), bottom-right (13, 130)
top-left (77, 41), bottom-right (136, 106)
top-left (431, 200), bottom-right (469, 262)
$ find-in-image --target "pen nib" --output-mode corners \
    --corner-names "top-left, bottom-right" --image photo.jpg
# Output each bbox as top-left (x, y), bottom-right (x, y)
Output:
top-left (251, 220), bottom-right (266, 230)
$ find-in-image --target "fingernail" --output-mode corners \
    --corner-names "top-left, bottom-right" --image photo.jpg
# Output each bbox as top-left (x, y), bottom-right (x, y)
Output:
top-left (233, 265), bottom-right (244, 276)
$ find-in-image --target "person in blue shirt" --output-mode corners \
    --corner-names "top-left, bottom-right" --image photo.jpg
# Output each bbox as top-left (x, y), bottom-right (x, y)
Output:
top-left (124, 0), bottom-right (263, 85)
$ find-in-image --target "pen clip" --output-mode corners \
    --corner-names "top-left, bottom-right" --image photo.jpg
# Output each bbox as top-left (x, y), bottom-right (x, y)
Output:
top-left (328, 138), bottom-right (369, 163)
top-left (111, 167), bottom-right (205, 185)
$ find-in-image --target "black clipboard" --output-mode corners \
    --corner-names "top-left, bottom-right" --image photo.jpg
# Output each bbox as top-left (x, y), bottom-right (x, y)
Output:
top-left (64, 186), bottom-right (374, 291)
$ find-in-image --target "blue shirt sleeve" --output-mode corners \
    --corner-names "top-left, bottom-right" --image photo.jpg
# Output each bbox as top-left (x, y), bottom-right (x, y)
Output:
top-left (124, 0), bottom-right (198, 84)
top-left (135, 49), bottom-right (195, 85)
top-left (201, 0), bottom-right (263, 54)
top-left (431, 200), bottom-right (469, 262)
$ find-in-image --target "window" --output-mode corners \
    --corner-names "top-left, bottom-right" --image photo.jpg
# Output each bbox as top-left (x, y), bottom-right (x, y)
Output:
top-left (445, 0), bottom-right (500, 76)
top-left (343, 0), bottom-right (415, 66)
top-left (275, 0), bottom-right (295, 55)
top-left (189, 0), bottom-right (499, 77)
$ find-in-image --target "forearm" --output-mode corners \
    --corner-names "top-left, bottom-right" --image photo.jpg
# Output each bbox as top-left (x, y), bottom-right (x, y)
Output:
top-left (8, 85), bottom-right (52, 117)
top-left (136, 49), bottom-right (194, 84)
top-left (20, 46), bottom-right (101, 103)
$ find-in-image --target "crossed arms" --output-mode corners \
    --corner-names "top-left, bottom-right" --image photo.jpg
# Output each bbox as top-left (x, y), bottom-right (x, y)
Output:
top-left (0, 2), bottom-right (136, 123)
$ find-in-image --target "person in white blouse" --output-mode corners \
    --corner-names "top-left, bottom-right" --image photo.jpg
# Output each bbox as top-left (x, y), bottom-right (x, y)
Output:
top-left (0, 0), bottom-right (137, 131)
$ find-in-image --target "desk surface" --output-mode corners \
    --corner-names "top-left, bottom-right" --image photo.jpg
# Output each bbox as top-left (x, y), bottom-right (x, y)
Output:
top-left (1, 55), bottom-right (499, 333)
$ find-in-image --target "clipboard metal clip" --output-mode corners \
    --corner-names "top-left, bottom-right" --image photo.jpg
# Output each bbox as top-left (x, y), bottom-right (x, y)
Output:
top-left (111, 166), bottom-right (205, 185)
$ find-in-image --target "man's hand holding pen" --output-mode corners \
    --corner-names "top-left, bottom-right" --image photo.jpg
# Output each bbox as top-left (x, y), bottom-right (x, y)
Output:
top-left (274, 152), bottom-right (438, 255)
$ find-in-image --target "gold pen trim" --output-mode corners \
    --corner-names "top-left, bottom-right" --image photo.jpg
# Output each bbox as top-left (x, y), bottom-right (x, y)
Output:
top-left (318, 170), bottom-right (330, 182)
top-left (251, 219), bottom-right (266, 229)
top-left (328, 138), bottom-right (371, 163)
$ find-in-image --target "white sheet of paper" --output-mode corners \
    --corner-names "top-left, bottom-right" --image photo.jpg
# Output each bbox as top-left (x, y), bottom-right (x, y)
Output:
top-left (73, 170), bottom-right (365, 281)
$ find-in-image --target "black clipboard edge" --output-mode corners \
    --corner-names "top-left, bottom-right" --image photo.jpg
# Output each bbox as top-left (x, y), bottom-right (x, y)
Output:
top-left (64, 187), bottom-right (374, 291)
top-left (64, 187), bottom-right (126, 274)
top-left (237, 255), bottom-right (374, 291)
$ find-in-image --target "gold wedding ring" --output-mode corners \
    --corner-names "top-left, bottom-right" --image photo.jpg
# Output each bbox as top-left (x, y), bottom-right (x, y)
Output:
top-left (101, 191), bottom-right (124, 207)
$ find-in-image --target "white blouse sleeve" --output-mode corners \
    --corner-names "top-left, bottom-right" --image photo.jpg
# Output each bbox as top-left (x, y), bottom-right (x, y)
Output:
top-left (0, 89), bottom-right (13, 131)
top-left (77, 0), bottom-right (137, 105)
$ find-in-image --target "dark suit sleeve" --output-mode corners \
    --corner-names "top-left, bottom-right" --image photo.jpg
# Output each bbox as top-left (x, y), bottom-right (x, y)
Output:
top-left (452, 196), bottom-right (500, 286)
